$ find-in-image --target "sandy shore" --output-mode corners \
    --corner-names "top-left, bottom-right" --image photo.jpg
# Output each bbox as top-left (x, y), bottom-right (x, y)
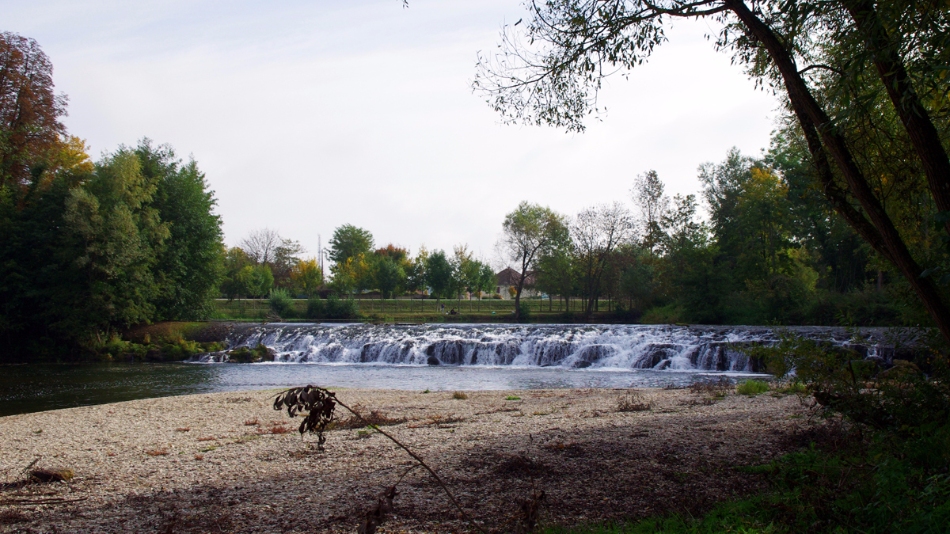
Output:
top-left (0, 387), bottom-right (819, 533)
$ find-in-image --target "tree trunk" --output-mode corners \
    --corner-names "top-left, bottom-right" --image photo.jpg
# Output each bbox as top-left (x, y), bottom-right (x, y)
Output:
top-left (842, 0), bottom-right (950, 234)
top-left (726, 0), bottom-right (950, 344)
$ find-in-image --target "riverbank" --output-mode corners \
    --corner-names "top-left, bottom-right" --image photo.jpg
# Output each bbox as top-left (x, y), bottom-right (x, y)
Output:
top-left (0, 386), bottom-right (819, 532)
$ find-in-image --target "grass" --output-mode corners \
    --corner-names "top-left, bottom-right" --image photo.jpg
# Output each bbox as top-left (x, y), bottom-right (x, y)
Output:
top-left (452, 391), bottom-right (469, 400)
top-left (776, 381), bottom-right (807, 395)
top-left (211, 297), bottom-right (639, 323)
top-left (543, 421), bottom-right (950, 534)
top-left (505, 395), bottom-right (522, 401)
top-left (736, 379), bottom-right (770, 396)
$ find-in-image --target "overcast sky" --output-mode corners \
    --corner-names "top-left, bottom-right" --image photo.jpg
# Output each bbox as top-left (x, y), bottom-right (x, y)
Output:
top-left (6, 0), bottom-right (779, 266)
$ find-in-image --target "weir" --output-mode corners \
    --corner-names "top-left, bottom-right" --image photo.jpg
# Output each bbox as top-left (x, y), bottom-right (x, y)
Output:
top-left (197, 323), bottom-right (918, 372)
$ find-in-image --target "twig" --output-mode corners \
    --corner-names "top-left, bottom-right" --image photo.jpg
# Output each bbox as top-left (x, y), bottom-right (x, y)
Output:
top-left (334, 397), bottom-right (488, 534)
top-left (21, 458), bottom-right (40, 474)
top-left (0, 496), bottom-right (87, 506)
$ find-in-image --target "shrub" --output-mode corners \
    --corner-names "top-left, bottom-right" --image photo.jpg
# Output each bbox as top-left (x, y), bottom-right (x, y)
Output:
top-left (616, 391), bottom-right (652, 412)
top-left (736, 379), bottom-right (770, 396)
top-left (747, 332), bottom-right (950, 434)
top-left (268, 288), bottom-right (294, 318)
top-left (639, 303), bottom-right (684, 324)
top-left (325, 295), bottom-right (360, 320)
top-left (452, 391), bottom-right (468, 400)
top-left (305, 296), bottom-right (325, 319)
top-left (517, 302), bottom-right (532, 322)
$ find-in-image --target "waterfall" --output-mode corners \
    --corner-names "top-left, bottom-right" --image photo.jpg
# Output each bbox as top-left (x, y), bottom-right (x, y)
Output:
top-left (195, 323), bottom-right (919, 372)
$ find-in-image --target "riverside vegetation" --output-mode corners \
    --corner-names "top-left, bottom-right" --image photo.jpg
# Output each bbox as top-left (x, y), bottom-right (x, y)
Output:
top-left (3, 28), bottom-right (949, 362)
top-left (542, 337), bottom-right (950, 533)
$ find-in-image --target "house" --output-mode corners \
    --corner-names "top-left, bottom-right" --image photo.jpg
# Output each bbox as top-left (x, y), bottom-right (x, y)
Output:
top-left (495, 267), bottom-right (539, 300)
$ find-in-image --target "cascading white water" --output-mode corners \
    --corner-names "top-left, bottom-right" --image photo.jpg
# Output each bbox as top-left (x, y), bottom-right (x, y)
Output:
top-left (197, 323), bottom-right (916, 372)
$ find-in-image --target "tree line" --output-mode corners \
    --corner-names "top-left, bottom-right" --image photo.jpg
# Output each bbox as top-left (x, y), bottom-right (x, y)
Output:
top-left (0, 32), bottom-right (223, 358)
top-left (474, 0), bottom-right (950, 340)
top-left (222, 129), bottom-right (927, 328)
top-left (219, 224), bottom-right (497, 307)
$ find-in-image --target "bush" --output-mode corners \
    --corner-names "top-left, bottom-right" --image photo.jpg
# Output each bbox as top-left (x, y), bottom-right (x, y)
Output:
top-left (748, 332), bottom-right (950, 434)
top-left (326, 295), bottom-right (359, 320)
top-left (640, 303), bottom-right (684, 324)
top-left (306, 296), bottom-right (325, 319)
top-left (268, 288), bottom-right (294, 318)
top-left (306, 294), bottom-right (360, 320)
top-left (517, 302), bottom-right (532, 322)
top-left (610, 304), bottom-right (642, 324)
top-left (736, 379), bottom-right (770, 396)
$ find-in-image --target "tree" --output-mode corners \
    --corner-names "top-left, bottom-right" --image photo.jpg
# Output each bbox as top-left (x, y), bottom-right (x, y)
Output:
top-left (631, 170), bottom-right (669, 254)
top-left (473, 261), bottom-right (497, 301)
top-left (374, 256), bottom-right (406, 299)
top-left (328, 224), bottom-right (374, 265)
top-left (425, 250), bottom-right (454, 301)
top-left (571, 202), bottom-right (636, 316)
top-left (272, 238), bottom-right (304, 288)
top-left (240, 228), bottom-right (282, 266)
top-left (499, 201), bottom-right (571, 320)
top-left (405, 246), bottom-right (428, 297)
top-left (290, 258), bottom-right (323, 297)
top-left (220, 247), bottom-right (253, 300)
top-left (767, 132), bottom-right (873, 293)
top-left (246, 264), bottom-right (274, 298)
top-left (0, 32), bottom-right (67, 190)
top-left (475, 0), bottom-right (950, 342)
top-left (535, 246), bottom-right (575, 312)
top-left (700, 148), bottom-right (795, 284)
top-left (50, 148), bottom-right (168, 338)
top-left (135, 140), bottom-right (224, 320)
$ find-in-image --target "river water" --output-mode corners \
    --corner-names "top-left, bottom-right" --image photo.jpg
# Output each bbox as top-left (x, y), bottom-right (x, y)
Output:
top-left (0, 362), bottom-right (763, 417)
top-left (0, 323), bottom-right (911, 416)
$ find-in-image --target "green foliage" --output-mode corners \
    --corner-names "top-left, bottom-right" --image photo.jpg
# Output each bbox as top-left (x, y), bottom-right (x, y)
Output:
top-left (227, 344), bottom-right (273, 363)
top-left (735, 379), bottom-right (770, 396)
top-left (374, 256), bottom-right (406, 299)
top-left (268, 287), bottom-right (294, 318)
top-left (0, 141), bottom-right (223, 359)
top-left (546, 436), bottom-right (950, 533)
top-left (747, 333), bottom-right (950, 434)
top-left (475, 0), bottom-right (950, 337)
top-left (136, 140), bottom-right (223, 320)
top-left (425, 250), bottom-right (454, 300)
top-left (517, 301), bottom-right (533, 322)
top-left (328, 224), bottom-right (374, 264)
top-left (305, 294), bottom-right (360, 320)
top-left (305, 295), bottom-right (325, 319)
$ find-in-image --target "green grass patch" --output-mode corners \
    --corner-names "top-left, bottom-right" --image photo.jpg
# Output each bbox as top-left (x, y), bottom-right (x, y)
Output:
top-left (544, 423), bottom-right (950, 534)
top-left (505, 395), bottom-right (522, 401)
top-left (776, 381), bottom-right (807, 395)
top-left (736, 379), bottom-right (770, 396)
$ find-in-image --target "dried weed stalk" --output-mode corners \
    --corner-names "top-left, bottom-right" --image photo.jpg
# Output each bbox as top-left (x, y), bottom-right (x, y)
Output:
top-left (689, 377), bottom-right (733, 398)
top-left (515, 490), bottom-right (546, 534)
top-left (616, 391), bottom-right (653, 412)
top-left (273, 385), bottom-right (487, 534)
top-left (333, 408), bottom-right (407, 430)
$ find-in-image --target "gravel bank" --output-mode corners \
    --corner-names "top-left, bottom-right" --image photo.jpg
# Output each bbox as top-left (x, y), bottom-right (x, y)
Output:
top-left (0, 387), bottom-right (818, 533)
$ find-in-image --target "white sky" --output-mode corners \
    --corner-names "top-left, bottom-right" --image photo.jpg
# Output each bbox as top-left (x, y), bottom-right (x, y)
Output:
top-left (6, 0), bottom-right (778, 265)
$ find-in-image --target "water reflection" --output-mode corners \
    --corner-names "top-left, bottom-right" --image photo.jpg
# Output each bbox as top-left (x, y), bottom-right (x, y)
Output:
top-left (0, 362), bottom-right (766, 417)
